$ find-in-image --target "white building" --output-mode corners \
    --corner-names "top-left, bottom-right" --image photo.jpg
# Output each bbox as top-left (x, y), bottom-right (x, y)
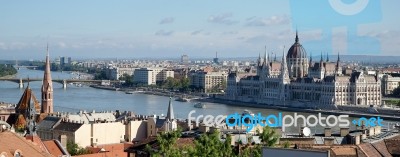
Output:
top-left (190, 71), bottom-right (228, 93)
top-left (381, 74), bottom-right (400, 95)
top-left (225, 33), bottom-right (381, 108)
top-left (133, 68), bottom-right (174, 85)
top-left (108, 67), bottom-right (137, 80)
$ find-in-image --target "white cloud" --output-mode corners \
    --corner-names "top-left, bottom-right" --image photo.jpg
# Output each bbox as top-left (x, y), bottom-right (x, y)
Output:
top-left (246, 15), bottom-right (290, 27)
top-left (208, 12), bottom-right (238, 25)
top-left (159, 17), bottom-right (174, 24)
top-left (155, 30), bottom-right (174, 36)
top-left (191, 30), bottom-right (203, 35)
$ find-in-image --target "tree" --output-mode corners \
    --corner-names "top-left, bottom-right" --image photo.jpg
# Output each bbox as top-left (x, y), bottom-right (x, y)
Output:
top-left (257, 126), bottom-right (279, 147)
top-left (119, 73), bottom-right (134, 87)
top-left (67, 141), bottom-right (91, 156)
top-left (392, 86), bottom-right (400, 98)
top-left (0, 64), bottom-right (17, 77)
top-left (145, 129), bottom-right (184, 157)
top-left (188, 131), bottom-right (234, 157)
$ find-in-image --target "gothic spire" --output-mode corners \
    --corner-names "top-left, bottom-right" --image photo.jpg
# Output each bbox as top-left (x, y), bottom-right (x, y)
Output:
top-left (166, 97), bottom-right (174, 121)
top-left (41, 44), bottom-right (53, 113)
top-left (26, 92), bottom-right (37, 136)
top-left (264, 45), bottom-right (268, 65)
top-left (295, 30), bottom-right (299, 43)
top-left (280, 46), bottom-right (289, 80)
top-left (320, 52), bottom-right (323, 62)
top-left (336, 52), bottom-right (341, 71)
top-left (326, 52), bottom-right (329, 62)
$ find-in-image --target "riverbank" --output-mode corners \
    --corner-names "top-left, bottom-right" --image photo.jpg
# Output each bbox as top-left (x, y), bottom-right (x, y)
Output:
top-left (198, 98), bottom-right (400, 121)
top-left (89, 86), bottom-right (400, 121)
top-left (0, 74), bottom-right (16, 79)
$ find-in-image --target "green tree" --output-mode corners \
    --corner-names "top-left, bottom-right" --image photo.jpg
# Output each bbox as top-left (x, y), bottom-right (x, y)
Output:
top-left (180, 77), bottom-right (190, 92)
top-left (67, 141), bottom-right (91, 156)
top-left (145, 129), bottom-right (184, 157)
top-left (392, 86), bottom-right (400, 98)
top-left (188, 131), bottom-right (234, 157)
top-left (283, 140), bottom-right (290, 148)
top-left (257, 126), bottom-right (279, 147)
top-left (119, 73), bottom-right (134, 87)
top-left (0, 64), bottom-right (17, 77)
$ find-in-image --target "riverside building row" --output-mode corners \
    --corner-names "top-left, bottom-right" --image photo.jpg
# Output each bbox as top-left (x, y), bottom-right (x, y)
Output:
top-left (224, 32), bottom-right (382, 108)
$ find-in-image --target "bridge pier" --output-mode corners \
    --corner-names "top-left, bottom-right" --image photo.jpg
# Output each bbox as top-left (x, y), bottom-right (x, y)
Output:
top-left (63, 79), bottom-right (67, 89)
top-left (19, 78), bottom-right (24, 88)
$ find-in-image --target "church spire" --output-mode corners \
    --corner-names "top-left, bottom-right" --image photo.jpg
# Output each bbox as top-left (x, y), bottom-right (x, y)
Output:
top-left (41, 44), bottom-right (53, 114)
top-left (295, 30), bottom-right (299, 43)
top-left (166, 97), bottom-right (174, 121)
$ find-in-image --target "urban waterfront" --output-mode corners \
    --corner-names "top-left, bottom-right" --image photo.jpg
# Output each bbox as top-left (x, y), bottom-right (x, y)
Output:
top-left (1, 68), bottom-right (393, 134)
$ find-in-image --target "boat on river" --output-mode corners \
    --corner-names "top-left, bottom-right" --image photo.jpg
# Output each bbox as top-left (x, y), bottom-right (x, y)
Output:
top-left (194, 102), bottom-right (206, 108)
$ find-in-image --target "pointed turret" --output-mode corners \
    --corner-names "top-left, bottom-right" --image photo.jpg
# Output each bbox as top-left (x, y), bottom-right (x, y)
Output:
top-left (26, 91), bottom-right (37, 136)
top-left (320, 52), bottom-right (324, 68)
top-left (280, 47), bottom-right (289, 80)
top-left (326, 52), bottom-right (329, 62)
top-left (336, 52), bottom-right (341, 75)
top-left (15, 84), bottom-right (40, 130)
top-left (166, 97), bottom-right (174, 121)
top-left (309, 52), bottom-right (313, 68)
top-left (263, 46), bottom-right (269, 66)
top-left (257, 52), bottom-right (262, 67)
top-left (41, 44), bottom-right (53, 113)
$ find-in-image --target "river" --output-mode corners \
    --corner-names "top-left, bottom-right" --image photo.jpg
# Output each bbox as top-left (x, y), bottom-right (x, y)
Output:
top-left (0, 68), bottom-right (394, 133)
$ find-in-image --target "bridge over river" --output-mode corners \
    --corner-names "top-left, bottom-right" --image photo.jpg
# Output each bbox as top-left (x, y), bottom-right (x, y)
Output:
top-left (0, 78), bottom-right (123, 89)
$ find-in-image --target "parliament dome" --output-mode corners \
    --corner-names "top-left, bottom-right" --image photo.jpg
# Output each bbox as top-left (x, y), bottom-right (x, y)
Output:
top-left (287, 32), bottom-right (307, 59)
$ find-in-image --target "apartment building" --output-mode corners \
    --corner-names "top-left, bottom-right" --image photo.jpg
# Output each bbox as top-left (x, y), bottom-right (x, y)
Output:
top-left (133, 68), bottom-right (174, 85)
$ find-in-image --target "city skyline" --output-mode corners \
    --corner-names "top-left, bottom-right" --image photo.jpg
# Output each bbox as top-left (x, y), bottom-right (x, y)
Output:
top-left (0, 1), bottom-right (399, 60)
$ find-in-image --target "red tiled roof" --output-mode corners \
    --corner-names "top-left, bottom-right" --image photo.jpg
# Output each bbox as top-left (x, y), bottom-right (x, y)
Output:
top-left (372, 140), bottom-right (392, 157)
top-left (43, 140), bottom-right (64, 157)
top-left (0, 131), bottom-right (52, 157)
top-left (358, 143), bottom-right (382, 157)
top-left (76, 143), bottom-right (132, 157)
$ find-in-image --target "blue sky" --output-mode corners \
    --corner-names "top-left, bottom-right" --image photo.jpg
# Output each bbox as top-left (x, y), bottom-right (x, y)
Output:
top-left (0, 0), bottom-right (399, 60)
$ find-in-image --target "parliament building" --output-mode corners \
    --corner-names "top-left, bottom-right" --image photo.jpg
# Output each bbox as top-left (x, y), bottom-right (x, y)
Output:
top-left (224, 32), bottom-right (382, 108)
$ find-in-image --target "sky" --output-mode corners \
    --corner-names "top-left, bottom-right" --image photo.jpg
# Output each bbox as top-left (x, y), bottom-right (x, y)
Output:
top-left (0, 0), bottom-right (399, 60)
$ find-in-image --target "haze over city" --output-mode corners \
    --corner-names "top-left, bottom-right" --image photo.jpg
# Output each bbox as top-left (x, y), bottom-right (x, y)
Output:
top-left (1, 0), bottom-right (399, 60)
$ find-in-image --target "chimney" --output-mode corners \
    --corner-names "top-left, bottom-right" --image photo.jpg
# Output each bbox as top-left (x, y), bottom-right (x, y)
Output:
top-left (340, 128), bottom-right (349, 137)
top-left (324, 128), bottom-right (331, 137)
top-left (59, 135), bottom-right (67, 148)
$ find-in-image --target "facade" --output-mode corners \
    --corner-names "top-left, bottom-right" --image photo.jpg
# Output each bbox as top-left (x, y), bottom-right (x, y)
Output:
top-left (52, 121), bottom-right (125, 148)
top-left (133, 68), bottom-right (174, 85)
top-left (108, 67), bottom-right (137, 80)
top-left (181, 54), bottom-right (189, 64)
top-left (190, 71), bottom-right (228, 93)
top-left (41, 45), bottom-right (53, 113)
top-left (225, 33), bottom-right (381, 108)
top-left (381, 74), bottom-right (400, 95)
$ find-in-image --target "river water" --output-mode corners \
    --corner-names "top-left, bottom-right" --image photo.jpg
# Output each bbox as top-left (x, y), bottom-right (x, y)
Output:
top-left (1, 68), bottom-right (392, 133)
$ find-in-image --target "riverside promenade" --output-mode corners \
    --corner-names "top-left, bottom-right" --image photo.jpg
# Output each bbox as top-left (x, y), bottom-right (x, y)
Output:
top-left (199, 98), bottom-right (400, 122)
